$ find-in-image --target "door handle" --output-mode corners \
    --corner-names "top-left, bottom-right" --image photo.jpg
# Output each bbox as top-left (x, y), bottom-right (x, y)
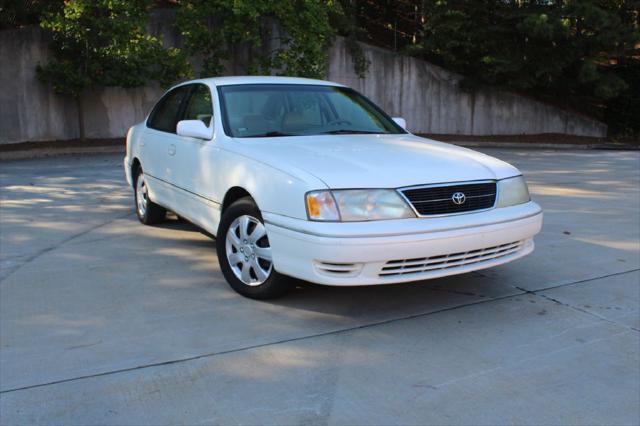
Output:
top-left (168, 144), bottom-right (176, 156)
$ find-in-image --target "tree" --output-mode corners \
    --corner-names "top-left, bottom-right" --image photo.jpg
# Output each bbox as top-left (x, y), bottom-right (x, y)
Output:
top-left (0, 0), bottom-right (63, 30)
top-left (176, 0), bottom-right (337, 78)
top-left (36, 0), bottom-right (192, 141)
top-left (410, 0), bottom-right (640, 137)
top-left (330, 0), bottom-right (370, 78)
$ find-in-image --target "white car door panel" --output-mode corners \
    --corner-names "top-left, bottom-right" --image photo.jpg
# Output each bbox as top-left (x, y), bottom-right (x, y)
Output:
top-left (169, 137), bottom-right (221, 234)
top-left (142, 85), bottom-right (192, 211)
top-left (166, 84), bottom-right (221, 234)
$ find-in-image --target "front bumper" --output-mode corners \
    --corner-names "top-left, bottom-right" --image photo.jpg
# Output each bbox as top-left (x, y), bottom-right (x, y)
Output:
top-left (264, 201), bottom-right (543, 286)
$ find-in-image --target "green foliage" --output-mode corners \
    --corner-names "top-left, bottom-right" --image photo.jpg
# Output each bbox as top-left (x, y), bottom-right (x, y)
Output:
top-left (0, 0), bottom-right (63, 30)
top-left (413, 0), bottom-right (640, 136)
top-left (176, 0), bottom-right (337, 78)
top-left (329, 0), bottom-right (370, 78)
top-left (605, 59), bottom-right (640, 138)
top-left (36, 0), bottom-right (192, 98)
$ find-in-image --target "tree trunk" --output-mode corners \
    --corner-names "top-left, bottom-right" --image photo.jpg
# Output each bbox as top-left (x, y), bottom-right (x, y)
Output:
top-left (76, 95), bottom-right (85, 142)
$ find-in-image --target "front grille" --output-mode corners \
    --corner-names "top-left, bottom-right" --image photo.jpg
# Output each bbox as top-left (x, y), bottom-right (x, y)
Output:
top-left (379, 240), bottom-right (524, 277)
top-left (401, 182), bottom-right (496, 216)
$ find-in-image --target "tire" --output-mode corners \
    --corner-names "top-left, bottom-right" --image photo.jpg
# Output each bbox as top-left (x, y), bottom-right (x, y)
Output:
top-left (134, 168), bottom-right (166, 225)
top-left (216, 197), bottom-right (291, 299)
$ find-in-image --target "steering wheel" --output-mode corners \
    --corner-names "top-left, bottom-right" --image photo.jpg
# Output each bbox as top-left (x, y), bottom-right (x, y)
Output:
top-left (326, 119), bottom-right (352, 127)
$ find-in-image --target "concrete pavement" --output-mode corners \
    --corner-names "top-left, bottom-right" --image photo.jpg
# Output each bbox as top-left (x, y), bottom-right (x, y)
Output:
top-left (0, 149), bottom-right (638, 425)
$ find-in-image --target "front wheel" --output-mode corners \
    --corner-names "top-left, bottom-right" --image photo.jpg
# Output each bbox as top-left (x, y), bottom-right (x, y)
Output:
top-left (216, 197), bottom-right (291, 299)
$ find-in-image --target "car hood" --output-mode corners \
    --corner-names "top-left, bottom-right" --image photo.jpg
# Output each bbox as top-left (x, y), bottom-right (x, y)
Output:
top-left (233, 134), bottom-right (521, 189)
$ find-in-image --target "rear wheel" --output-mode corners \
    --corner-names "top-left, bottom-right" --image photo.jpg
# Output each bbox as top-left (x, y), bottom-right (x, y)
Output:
top-left (216, 197), bottom-right (291, 299)
top-left (134, 168), bottom-right (166, 224)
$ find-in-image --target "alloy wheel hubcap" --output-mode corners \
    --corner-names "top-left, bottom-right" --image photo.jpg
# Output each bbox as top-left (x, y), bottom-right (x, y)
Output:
top-left (225, 215), bottom-right (273, 286)
top-left (136, 174), bottom-right (148, 217)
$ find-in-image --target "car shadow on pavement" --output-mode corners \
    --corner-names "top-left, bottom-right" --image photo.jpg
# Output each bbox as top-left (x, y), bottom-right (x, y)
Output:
top-left (152, 214), bottom-right (521, 319)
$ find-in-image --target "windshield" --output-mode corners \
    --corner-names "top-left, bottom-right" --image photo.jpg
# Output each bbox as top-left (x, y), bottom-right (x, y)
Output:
top-left (218, 84), bottom-right (406, 138)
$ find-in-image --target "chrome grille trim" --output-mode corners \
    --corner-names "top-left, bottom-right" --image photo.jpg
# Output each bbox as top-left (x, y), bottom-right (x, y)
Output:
top-left (410, 193), bottom-right (495, 204)
top-left (379, 240), bottom-right (524, 277)
top-left (398, 180), bottom-right (497, 217)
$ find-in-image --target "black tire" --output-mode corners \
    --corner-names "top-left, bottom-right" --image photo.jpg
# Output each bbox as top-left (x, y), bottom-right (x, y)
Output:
top-left (134, 167), bottom-right (166, 225)
top-left (216, 197), bottom-right (291, 299)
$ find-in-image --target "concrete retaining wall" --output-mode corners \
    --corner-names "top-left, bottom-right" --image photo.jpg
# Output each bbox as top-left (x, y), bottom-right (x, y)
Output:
top-left (328, 38), bottom-right (607, 137)
top-left (0, 16), bottom-right (607, 144)
top-left (0, 27), bottom-right (169, 144)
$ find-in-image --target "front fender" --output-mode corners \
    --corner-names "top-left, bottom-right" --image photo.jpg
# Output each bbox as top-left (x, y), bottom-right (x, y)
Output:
top-left (214, 148), bottom-right (327, 220)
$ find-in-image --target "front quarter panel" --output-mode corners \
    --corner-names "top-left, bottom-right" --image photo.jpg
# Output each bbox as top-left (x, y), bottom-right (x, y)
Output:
top-left (212, 147), bottom-right (324, 220)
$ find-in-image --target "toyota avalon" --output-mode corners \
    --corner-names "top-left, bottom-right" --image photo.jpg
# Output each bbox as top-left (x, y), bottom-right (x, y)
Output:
top-left (124, 76), bottom-right (543, 299)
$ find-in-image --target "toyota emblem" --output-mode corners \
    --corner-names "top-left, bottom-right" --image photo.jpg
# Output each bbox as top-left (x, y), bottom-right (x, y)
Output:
top-left (452, 192), bottom-right (466, 205)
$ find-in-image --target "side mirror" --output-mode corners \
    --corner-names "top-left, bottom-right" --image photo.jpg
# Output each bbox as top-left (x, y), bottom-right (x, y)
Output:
top-left (392, 117), bottom-right (407, 129)
top-left (177, 120), bottom-right (213, 140)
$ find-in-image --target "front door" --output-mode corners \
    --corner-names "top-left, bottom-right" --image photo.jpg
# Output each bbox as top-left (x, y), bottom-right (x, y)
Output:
top-left (141, 84), bottom-right (191, 209)
top-left (168, 83), bottom-right (220, 233)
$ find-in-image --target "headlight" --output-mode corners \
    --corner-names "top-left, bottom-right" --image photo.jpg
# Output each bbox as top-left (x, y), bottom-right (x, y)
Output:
top-left (496, 176), bottom-right (530, 208)
top-left (306, 189), bottom-right (415, 221)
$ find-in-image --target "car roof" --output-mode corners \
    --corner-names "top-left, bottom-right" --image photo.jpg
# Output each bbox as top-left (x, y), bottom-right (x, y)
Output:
top-left (176, 75), bottom-right (346, 88)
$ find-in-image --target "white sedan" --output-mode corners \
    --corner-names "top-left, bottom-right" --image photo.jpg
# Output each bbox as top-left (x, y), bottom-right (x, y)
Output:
top-left (124, 76), bottom-right (543, 299)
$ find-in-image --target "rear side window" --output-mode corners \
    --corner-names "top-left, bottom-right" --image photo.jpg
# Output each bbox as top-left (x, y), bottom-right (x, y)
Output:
top-left (147, 86), bottom-right (191, 133)
top-left (183, 84), bottom-right (213, 127)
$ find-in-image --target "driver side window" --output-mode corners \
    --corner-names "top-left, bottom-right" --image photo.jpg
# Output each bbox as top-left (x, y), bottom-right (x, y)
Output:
top-left (183, 84), bottom-right (214, 127)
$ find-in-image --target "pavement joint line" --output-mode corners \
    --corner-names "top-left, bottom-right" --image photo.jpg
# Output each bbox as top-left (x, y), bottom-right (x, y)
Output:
top-left (514, 268), bottom-right (640, 333)
top-left (0, 291), bottom-right (526, 395)
top-left (0, 211), bottom-right (135, 284)
top-left (537, 292), bottom-right (640, 333)
top-left (3, 268), bottom-right (638, 395)
top-left (0, 292), bottom-right (526, 395)
top-left (515, 268), bottom-right (640, 295)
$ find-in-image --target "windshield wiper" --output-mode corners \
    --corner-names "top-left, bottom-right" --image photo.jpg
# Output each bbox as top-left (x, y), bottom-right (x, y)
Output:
top-left (249, 131), bottom-right (296, 138)
top-left (320, 129), bottom-right (386, 135)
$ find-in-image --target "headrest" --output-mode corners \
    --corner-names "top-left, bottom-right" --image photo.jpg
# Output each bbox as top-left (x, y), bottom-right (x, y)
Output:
top-left (281, 112), bottom-right (306, 133)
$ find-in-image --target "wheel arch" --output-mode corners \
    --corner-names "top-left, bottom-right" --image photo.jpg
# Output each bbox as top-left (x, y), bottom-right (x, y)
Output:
top-left (221, 186), bottom-right (255, 214)
top-left (130, 157), bottom-right (141, 188)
